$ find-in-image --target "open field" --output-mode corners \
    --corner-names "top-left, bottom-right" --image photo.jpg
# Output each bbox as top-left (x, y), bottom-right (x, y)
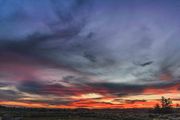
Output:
top-left (0, 107), bottom-right (180, 120)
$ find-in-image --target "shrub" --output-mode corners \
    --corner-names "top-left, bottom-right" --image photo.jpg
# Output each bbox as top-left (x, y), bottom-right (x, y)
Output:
top-left (153, 96), bottom-right (173, 114)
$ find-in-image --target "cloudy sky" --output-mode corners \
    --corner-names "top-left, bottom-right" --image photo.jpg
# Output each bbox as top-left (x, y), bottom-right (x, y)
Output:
top-left (0, 0), bottom-right (180, 108)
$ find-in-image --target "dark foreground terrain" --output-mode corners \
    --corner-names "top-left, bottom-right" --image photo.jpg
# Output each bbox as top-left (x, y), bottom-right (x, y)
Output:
top-left (0, 106), bottom-right (180, 120)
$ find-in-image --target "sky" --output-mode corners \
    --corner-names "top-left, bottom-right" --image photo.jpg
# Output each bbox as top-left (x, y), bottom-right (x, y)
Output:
top-left (0, 0), bottom-right (180, 109)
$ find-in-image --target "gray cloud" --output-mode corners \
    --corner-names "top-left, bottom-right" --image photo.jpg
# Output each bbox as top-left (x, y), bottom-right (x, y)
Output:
top-left (1, 0), bottom-right (180, 83)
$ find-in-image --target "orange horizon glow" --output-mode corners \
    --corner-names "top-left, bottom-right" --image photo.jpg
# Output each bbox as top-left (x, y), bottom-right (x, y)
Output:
top-left (0, 99), bottom-right (179, 109)
top-left (1, 83), bottom-right (180, 109)
top-left (1, 85), bottom-right (180, 109)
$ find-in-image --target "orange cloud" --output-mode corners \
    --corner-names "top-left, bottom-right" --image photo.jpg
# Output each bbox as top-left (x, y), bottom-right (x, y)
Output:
top-left (0, 101), bottom-right (49, 108)
top-left (0, 98), bottom-right (179, 109)
top-left (143, 84), bottom-right (180, 95)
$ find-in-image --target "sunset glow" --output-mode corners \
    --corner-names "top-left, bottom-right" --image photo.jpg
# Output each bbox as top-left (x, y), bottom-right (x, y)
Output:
top-left (0, 0), bottom-right (180, 109)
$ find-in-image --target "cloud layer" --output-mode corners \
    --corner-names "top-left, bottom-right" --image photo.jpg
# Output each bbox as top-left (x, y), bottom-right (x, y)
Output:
top-left (0, 0), bottom-right (180, 108)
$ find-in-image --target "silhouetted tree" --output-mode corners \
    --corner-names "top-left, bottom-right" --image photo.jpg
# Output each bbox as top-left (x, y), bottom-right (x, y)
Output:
top-left (153, 96), bottom-right (173, 114)
top-left (161, 96), bottom-right (172, 109)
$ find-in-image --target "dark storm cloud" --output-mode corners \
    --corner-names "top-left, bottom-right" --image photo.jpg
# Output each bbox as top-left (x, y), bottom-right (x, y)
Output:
top-left (0, 0), bottom-right (89, 39)
top-left (0, 90), bottom-right (21, 101)
top-left (16, 78), bottom-right (180, 99)
top-left (17, 80), bottom-right (44, 94)
top-left (113, 99), bottom-right (147, 104)
top-left (0, 82), bottom-right (24, 101)
top-left (88, 80), bottom-right (180, 96)
top-left (0, 82), bottom-right (9, 87)
top-left (16, 77), bottom-right (105, 97)
top-left (0, 0), bottom-right (94, 74)
top-left (17, 97), bottom-right (73, 106)
top-left (62, 75), bottom-right (91, 84)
